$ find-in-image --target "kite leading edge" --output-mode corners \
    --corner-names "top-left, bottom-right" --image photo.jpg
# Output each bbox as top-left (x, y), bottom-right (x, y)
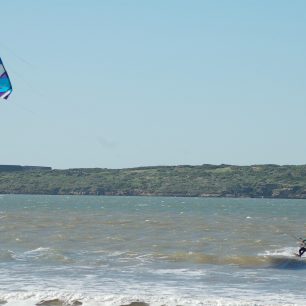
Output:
top-left (0, 57), bottom-right (12, 100)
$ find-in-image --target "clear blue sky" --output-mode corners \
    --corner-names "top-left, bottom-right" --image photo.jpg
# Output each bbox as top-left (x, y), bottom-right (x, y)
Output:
top-left (0, 1), bottom-right (305, 169)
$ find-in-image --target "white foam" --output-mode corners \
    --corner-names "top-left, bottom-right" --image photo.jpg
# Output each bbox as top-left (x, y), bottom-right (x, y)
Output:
top-left (1, 291), bottom-right (306, 306)
top-left (258, 247), bottom-right (297, 257)
top-left (12, 247), bottom-right (52, 261)
top-left (25, 247), bottom-right (51, 254)
top-left (150, 268), bottom-right (206, 277)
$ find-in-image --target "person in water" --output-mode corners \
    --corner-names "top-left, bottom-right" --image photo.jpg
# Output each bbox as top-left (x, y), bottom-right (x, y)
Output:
top-left (297, 238), bottom-right (306, 257)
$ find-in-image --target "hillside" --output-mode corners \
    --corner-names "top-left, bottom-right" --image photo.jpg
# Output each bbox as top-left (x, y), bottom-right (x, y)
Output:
top-left (1, 164), bottom-right (306, 198)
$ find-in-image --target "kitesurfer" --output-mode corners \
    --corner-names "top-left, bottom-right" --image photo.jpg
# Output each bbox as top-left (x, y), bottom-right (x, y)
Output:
top-left (297, 238), bottom-right (306, 257)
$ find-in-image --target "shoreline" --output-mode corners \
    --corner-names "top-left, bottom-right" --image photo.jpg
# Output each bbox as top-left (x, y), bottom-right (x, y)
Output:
top-left (0, 193), bottom-right (306, 200)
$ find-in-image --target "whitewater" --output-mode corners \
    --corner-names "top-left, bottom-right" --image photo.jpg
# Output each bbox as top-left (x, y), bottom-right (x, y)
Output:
top-left (0, 195), bottom-right (305, 305)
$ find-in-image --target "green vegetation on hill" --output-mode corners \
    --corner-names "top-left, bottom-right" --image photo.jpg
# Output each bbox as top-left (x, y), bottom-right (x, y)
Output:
top-left (1, 164), bottom-right (306, 198)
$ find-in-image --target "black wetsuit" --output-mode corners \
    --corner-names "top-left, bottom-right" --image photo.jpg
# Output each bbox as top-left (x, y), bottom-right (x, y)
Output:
top-left (299, 248), bottom-right (306, 256)
top-left (298, 239), bottom-right (306, 257)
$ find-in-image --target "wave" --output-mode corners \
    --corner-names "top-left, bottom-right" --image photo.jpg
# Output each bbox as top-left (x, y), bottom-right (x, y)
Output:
top-left (0, 250), bottom-right (16, 262)
top-left (3, 246), bottom-right (305, 270)
top-left (258, 247), bottom-right (296, 257)
top-left (159, 248), bottom-right (306, 269)
top-left (0, 291), bottom-right (84, 306)
top-left (1, 291), bottom-right (306, 306)
top-left (266, 256), bottom-right (306, 270)
top-left (5, 247), bottom-right (73, 264)
top-left (257, 247), bottom-right (306, 269)
top-left (162, 252), bottom-right (267, 267)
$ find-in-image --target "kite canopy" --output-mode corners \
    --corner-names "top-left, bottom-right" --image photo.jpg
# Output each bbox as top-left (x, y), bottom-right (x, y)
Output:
top-left (0, 57), bottom-right (12, 100)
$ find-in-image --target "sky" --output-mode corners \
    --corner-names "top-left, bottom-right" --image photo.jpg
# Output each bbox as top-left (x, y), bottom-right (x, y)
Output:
top-left (0, 0), bottom-right (305, 169)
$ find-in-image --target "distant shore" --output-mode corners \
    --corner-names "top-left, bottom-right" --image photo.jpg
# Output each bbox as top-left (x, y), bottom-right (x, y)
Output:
top-left (1, 164), bottom-right (306, 199)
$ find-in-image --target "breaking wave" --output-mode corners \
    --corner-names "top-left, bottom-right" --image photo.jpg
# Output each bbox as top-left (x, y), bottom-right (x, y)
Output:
top-left (0, 247), bottom-right (73, 264)
top-left (1, 291), bottom-right (306, 306)
top-left (161, 248), bottom-right (306, 269)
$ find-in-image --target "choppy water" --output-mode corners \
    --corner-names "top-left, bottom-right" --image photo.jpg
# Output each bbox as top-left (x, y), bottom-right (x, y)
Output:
top-left (0, 195), bottom-right (306, 305)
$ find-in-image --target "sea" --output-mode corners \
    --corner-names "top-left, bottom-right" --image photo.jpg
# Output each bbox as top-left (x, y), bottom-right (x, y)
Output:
top-left (0, 195), bottom-right (306, 306)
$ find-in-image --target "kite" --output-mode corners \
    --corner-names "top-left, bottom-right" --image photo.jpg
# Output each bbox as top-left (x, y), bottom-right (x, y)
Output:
top-left (0, 57), bottom-right (12, 100)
